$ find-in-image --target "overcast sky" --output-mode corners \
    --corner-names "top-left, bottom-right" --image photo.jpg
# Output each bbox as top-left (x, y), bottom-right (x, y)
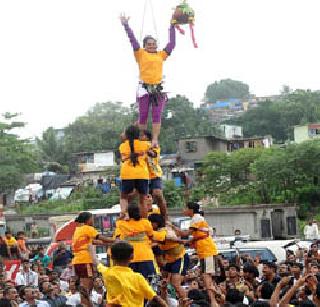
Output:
top-left (0, 0), bottom-right (319, 138)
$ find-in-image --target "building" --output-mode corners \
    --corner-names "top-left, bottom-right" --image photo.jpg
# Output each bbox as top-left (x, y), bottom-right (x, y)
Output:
top-left (73, 150), bottom-right (116, 181)
top-left (201, 98), bottom-right (247, 124)
top-left (294, 124), bottom-right (320, 144)
top-left (178, 135), bottom-right (272, 166)
top-left (218, 125), bottom-right (243, 139)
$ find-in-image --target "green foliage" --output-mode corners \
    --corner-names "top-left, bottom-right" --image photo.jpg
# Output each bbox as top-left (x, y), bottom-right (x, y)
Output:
top-left (17, 186), bottom-right (121, 214)
top-left (163, 181), bottom-right (184, 208)
top-left (227, 89), bottom-right (320, 142)
top-left (0, 114), bottom-right (39, 193)
top-left (205, 79), bottom-right (250, 102)
top-left (200, 141), bottom-right (320, 211)
top-left (37, 96), bottom-right (215, 158)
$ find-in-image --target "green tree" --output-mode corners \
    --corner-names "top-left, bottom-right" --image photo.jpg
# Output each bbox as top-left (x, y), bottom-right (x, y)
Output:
top-left (205, 79), bottom-right (250, 102)
top-left (161, 95), bottom-right (216, 153)
top-left (37, 127), bottom-right (68, 168)
top-left (0, 114), bottom-right (38, 193)
top-left (227, 89), bottom-right (320, 142)
top-left (64, 101), bottom-right (133, 155)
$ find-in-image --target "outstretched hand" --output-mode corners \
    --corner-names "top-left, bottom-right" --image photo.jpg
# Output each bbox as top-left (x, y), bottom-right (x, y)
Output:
top-left (120, 13), bottom-right (130, 25)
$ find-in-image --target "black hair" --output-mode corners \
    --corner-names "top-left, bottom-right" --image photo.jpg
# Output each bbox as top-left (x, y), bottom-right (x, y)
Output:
top-left (252, 302), bottom-right (270, 307)
top-left (111, 241), bottom-right (134, 262)
top-left (75, 211), bottom-right (92, 223)
top-left (125, 125), bottom-right (140, 167)
top-left (228, 263), bottom-right (240, 272)
top-left (187, 202), bottom-right (200, 214)
top-left (143, 130), bottom-right (152, 141)
top-left (260, 282), bottom-right (274, 300)
top-left (143, 35), bottom-right (157, 48)
top-left (225, 289), bottom-right (244, 304)
top-left (290, 262), bottom-right (303, 270)
top-left (4, 231), bottom-right (11, 235)
top-left (243, 264), bottom-right (259, 278)
top-left (148, 213), bottom-right (165, 228)
top-left (300, 301), bottom-right (316, 307)
top-left (264, 261), bottom-right (277, 270)
top-left (128, 205), bottom-right (140, 221)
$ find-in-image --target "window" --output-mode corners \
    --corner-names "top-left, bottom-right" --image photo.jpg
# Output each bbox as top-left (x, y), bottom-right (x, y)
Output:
top-left (287, 216), bottom-right (297, 236)
top-left (79, 153), bottom-right (94, 163)
top-left (185, 141), bottom-right (198, 153)
top-left (309, 128), bottom-right (320, 136)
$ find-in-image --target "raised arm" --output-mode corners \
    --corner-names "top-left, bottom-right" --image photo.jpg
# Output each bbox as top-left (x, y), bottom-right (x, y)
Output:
top-left (120, 14), bottom-right (140, 51)
top-left (163, 24), bottom-right (176, 55)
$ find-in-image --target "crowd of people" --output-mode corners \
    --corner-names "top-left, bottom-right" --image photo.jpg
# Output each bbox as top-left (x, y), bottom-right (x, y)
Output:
top-left (2, 211), bottom-right (320, 306)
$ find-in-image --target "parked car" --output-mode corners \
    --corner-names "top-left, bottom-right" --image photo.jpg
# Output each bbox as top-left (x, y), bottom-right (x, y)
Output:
top-left (219, 247), bottom-right (277, 263)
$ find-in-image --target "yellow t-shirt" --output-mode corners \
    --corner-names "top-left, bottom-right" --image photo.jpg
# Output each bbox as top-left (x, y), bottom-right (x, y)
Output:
top-left (119, 140), bottom-right (150, 180)
top-left (148, 147), bottom-right (162, 179)
top-left (71, 225), bottom-right (98, 264)
top-left (134, 48), bottom-right (168, 85)
top-left (5, 236), bottom-right (17, 246)
top-left (190, 214), bottom-right (218, 259)
top-left (98, 264), bottom-right (156, 307)
top-left (116, 219), bottom-right (154, 262)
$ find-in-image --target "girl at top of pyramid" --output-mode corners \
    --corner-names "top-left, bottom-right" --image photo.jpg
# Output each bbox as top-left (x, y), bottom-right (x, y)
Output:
top-left (120, 13), bottom-right (176, 147)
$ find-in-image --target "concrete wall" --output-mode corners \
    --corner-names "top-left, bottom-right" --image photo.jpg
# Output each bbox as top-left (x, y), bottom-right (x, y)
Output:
top-left (294, 126), bottom-right (309, 144)
top-left (170, 204), bottom-right (298, 240)
top-left (178, 138), bottom-right (213, 162)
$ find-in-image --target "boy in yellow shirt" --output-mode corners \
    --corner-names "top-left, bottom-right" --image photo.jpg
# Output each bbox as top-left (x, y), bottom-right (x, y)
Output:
top-left (148, 213), bottom-right (188, 301)
top-left (115, 205), bottom-right (156, 279)
top-left (98, 241), bottom-right (167, 307)
top-left (171, 202), bottom-right (218, 290)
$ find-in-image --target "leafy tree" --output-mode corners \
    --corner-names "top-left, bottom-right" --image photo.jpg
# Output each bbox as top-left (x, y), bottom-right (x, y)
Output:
top-left (0, 114), bottom-right (38, 193)
top-left (205, 79), bottom-right (250, 102)
top-left (37, 127), bottom-right (68, 168)
top-left (227, 89), bottom-right (320, 142)
top-left (161, 95), bottom-right (216, 153)
top-left (64, 101), bottom-right (133, 154)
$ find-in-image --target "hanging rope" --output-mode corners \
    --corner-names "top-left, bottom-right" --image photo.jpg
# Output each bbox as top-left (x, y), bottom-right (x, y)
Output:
top-left (139, 0), bottom-right (159, 44)
top-left (139, 0), bottom-right (148, 42)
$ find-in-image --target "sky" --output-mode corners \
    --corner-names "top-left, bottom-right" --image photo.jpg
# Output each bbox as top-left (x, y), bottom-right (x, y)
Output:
top-left (0, 0), bottom-right (319, 138)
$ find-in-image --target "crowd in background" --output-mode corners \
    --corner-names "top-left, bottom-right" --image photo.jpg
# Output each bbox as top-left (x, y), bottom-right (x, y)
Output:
top-left (0, 218), bottom-right (320, 306)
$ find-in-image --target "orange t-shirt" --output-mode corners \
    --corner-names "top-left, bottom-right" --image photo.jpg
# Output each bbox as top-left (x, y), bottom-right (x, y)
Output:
top-left (116, 219), bottom-right (154, 262)
top-left (17, 239), bottom-right (27, 252)
top-left (119, 140), bottom-right (150, 180)
top-left (134, 49), bottom-right (168, 85)
top-left (72, 225), bottom-right (98, 264)
top-left (190, 214), bottom-right (218, 259)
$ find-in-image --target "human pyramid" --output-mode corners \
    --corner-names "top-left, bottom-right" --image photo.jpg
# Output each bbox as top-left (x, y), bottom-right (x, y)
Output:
top-left (71, 4), bottom-right (218, 306)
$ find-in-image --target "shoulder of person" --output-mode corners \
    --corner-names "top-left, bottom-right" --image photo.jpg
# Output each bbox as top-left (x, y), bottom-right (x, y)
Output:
top-left (191, 214), bottom-right (204, 224)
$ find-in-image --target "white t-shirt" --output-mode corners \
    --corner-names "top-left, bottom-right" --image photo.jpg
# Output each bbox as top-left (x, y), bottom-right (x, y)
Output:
top-left (66, 293), bottom-right (81, 306)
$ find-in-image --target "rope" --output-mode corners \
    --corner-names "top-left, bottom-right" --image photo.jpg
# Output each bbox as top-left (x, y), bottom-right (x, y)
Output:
top-left (139, 0), bottom-right (159, 45)
top-left (149, 0), bottom-right (159, 45)
top-left (139, 0), bottom-right (148, 42)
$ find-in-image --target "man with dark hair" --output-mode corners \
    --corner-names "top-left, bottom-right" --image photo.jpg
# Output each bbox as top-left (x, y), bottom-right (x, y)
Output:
top-left (0, 287), bottom-right (19, 307)
top-left (289, 262), bottom-right (303, 282)
top-left (98, 241), bottom-right (166, 306)
top-left (19, 286), bottom-right (49, 306)
top-left (15, 260), bottom-right (38, 287)
top-left (262, 262), bottom-right (280, 286)
top-left (228, 264), bottom-right (240, 284)
top-left (243, 264), bottom-right (259, 288)
top-left (52, 243), bottom-right (72, 273)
